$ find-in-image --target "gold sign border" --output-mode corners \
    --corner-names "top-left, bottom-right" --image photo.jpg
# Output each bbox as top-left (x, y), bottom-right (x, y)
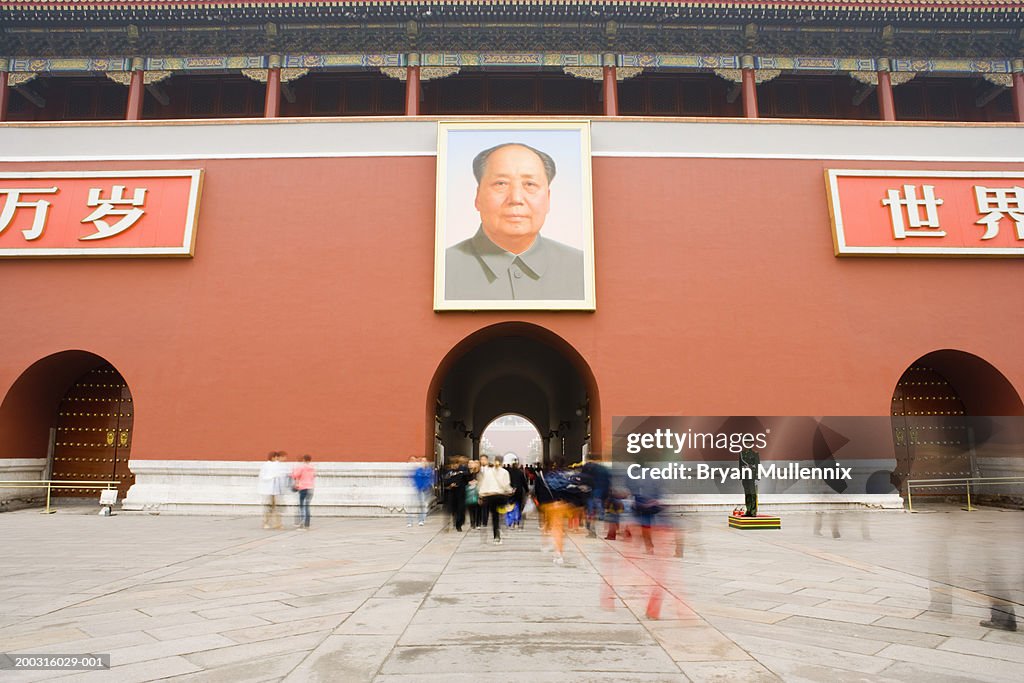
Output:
top-left (827, 168), bottom-right (1024, 258)
top-left (0, 169), bottom-right (204, 259)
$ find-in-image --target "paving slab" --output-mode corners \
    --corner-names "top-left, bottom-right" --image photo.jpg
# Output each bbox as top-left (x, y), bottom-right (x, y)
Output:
top-left (220, 614), bottom-right (348, 644)
top-left (379, 643), bottom-right (682, 675)
top-left (164, 652), bottom-right (307, 683)
top-left (876, 643), bottom-right (1023, 682)
top-left (646, 622), bottom-right (752, 661)
top-left (725, 633), bottom-right (893, 675)
top-left (769, 615), bottom-right (947, 649)
top-left (754, 654), bottom-right (904, 683)
top-left (334, 598), bottom-right (422, 635)
top-left (52, 656), bottom-right (201, 683)
top-left (676, 659), bottom-right (781, 682)
top-left (182, 630), bottom-right (330, 670)
top-left (373, 674), bottom-right (691, 682)
top-left (877, 660), bottom-right (1004, 683)
top-left (706, 616), bottom-right (888, 657)
top-left (397, 621), bottom-right (655, 646)
top-left (937, 636), bottom-right (1024, 663)
top-left (281, 634), bottom-right (397, 682)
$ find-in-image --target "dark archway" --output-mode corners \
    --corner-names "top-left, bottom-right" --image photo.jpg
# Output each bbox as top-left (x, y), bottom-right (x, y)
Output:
top-left (426, 323), bottom-right (599, 468)
top-left (890, 349), bottom-right (1024, 494)
top-left (0, 351), bottom-right (136, 497)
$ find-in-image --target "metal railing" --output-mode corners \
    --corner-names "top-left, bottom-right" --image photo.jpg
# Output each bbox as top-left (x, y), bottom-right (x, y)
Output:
top-left (905, 476), bottom-right (1024, 512)
top-left (0, 480), bottom-right (119, 514)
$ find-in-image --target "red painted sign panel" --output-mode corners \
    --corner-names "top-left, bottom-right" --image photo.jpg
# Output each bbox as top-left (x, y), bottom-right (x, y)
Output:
top-left (0, 170), bottom-right (202, 257)
top-left (827, 170), bottom-right (1024, 257)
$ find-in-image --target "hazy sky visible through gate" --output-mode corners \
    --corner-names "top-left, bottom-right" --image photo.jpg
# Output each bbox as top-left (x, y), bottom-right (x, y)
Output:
top-left (480, 414), bottom-right (543, 464)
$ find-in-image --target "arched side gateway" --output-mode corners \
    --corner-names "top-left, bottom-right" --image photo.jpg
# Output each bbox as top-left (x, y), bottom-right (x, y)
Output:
top-left (890, 349), bottom-right (1024, 497)
top-left (426, 322), bottom-right (600, 469)
top-left (0, 351), bottom-right (135, 500)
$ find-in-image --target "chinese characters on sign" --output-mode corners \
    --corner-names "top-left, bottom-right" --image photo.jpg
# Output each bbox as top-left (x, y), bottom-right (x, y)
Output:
top-left (0, 170), bottom-right (202, 257)
top-left (81, 186), bottom-right (148, 240)
top-left (974, 186), bottom-right (1024, 240)
top-left (827, 170), bottom-right (1024, 256)
top-left (0, 187), bottom-right (58, 241)
top-left (881, 184), bottom-right (945, 239)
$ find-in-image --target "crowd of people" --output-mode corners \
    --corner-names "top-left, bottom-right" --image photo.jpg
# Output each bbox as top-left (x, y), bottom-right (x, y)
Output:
top-left (415, 452), bottom-right (675, 564)
top-left (255, 449), bottom-right (674, 564)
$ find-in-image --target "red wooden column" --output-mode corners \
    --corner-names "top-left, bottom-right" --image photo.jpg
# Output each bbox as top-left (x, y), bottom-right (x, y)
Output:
top-left (877, 69), bottom-right (896, 122)
top-left (265, 67), bottom-right (282, 118)
top-left (602, 64), bottom-right (618, 116)
top-left (0, 69), bottom-right (9, 123)
top-left (1012, 70), bottom-right (1024, 124)
top-left (405, 65), bottom-right (421, 116)
top-left (125, 68), bottom-right (144, 120)
top-left (739, 55), bottom-right (758, 118)
top-left (741, 68), bottom-right (758, 118)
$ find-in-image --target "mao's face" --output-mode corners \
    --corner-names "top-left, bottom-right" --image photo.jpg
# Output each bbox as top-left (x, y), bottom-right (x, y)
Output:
top-left (475, 145), bottom-right (551, 252)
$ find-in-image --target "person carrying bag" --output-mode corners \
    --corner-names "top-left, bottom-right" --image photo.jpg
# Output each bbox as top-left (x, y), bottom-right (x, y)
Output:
top-left (477, 455), bottom-right (514, 545)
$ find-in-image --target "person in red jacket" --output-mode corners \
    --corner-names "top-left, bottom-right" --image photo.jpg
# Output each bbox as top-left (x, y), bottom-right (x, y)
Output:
top-left (291, 454), bottom-right (316, 529)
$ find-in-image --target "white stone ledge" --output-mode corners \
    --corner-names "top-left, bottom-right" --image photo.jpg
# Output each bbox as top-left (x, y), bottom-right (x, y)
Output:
top-left (118, 459), bottom-right (911, 516)
top-left (2, 118), bottom-right (1021, 164)
top-left (122, 459), bottom-right (428, 516)
top-left (0, 458), bottom-right (48, 505)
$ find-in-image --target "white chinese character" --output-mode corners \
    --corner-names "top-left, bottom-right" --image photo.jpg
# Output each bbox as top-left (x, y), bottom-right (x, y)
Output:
top-left (80, 185), bottom-right (147, 240)
top-left (974, 186), bottom-right (1024, 240)
top-left (881, 184), bottom-right (946, 239)
top-left (0, 187), bottom-right (59, 241)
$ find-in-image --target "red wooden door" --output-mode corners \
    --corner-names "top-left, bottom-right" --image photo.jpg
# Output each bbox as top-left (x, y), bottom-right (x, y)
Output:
top-left (891, 364), bottom-right (970, 496)
top-left (51, 364), bottom-right (135, 499)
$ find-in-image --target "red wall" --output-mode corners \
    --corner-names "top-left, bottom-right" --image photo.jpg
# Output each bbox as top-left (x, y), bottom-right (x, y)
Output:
top-left (1, 152), bottom-right (1022, 461)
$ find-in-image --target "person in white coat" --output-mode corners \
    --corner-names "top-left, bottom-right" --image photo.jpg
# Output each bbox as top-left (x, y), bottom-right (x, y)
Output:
top-left (257, 451), bottom-right (288, 529)
top-left (477, 454), bottom-right (514, 544)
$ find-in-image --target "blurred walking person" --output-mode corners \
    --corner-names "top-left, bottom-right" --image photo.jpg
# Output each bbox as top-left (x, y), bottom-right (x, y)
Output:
top-left (536, 462), bottom-right (591, 565)
top-left (291, 454), bottom-right (316, 529)
top-left (582, 454), bottom-right (611, 538)
top-left (444, 456), bottom-right (470, 532)
top-left (505, 454), bottom-right (528, 529)
top-left (477, 454), bottom-right (491, 528)
top-left (478, 454), bottom-right (513, 544)
top-left (408, 456), bottom-right (434, 527)
top-left (258, 451), bottom-right (287, 530)
top-left (466, 460), bottom-right (482, 529)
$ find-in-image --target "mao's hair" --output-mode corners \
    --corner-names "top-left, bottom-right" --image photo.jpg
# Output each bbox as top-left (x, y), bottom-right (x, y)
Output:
top-left (472, 143), bottom-right (556, 185)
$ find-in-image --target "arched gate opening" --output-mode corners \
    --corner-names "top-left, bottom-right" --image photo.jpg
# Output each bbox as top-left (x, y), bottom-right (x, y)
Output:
top-left (427, 322), bottom-right (599, 469)
top-left (0, 351), bottom-right (135, 498)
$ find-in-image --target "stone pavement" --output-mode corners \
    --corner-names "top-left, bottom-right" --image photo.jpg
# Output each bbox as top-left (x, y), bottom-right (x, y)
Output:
top-left (0, 505), bottom-right (1022, 682)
